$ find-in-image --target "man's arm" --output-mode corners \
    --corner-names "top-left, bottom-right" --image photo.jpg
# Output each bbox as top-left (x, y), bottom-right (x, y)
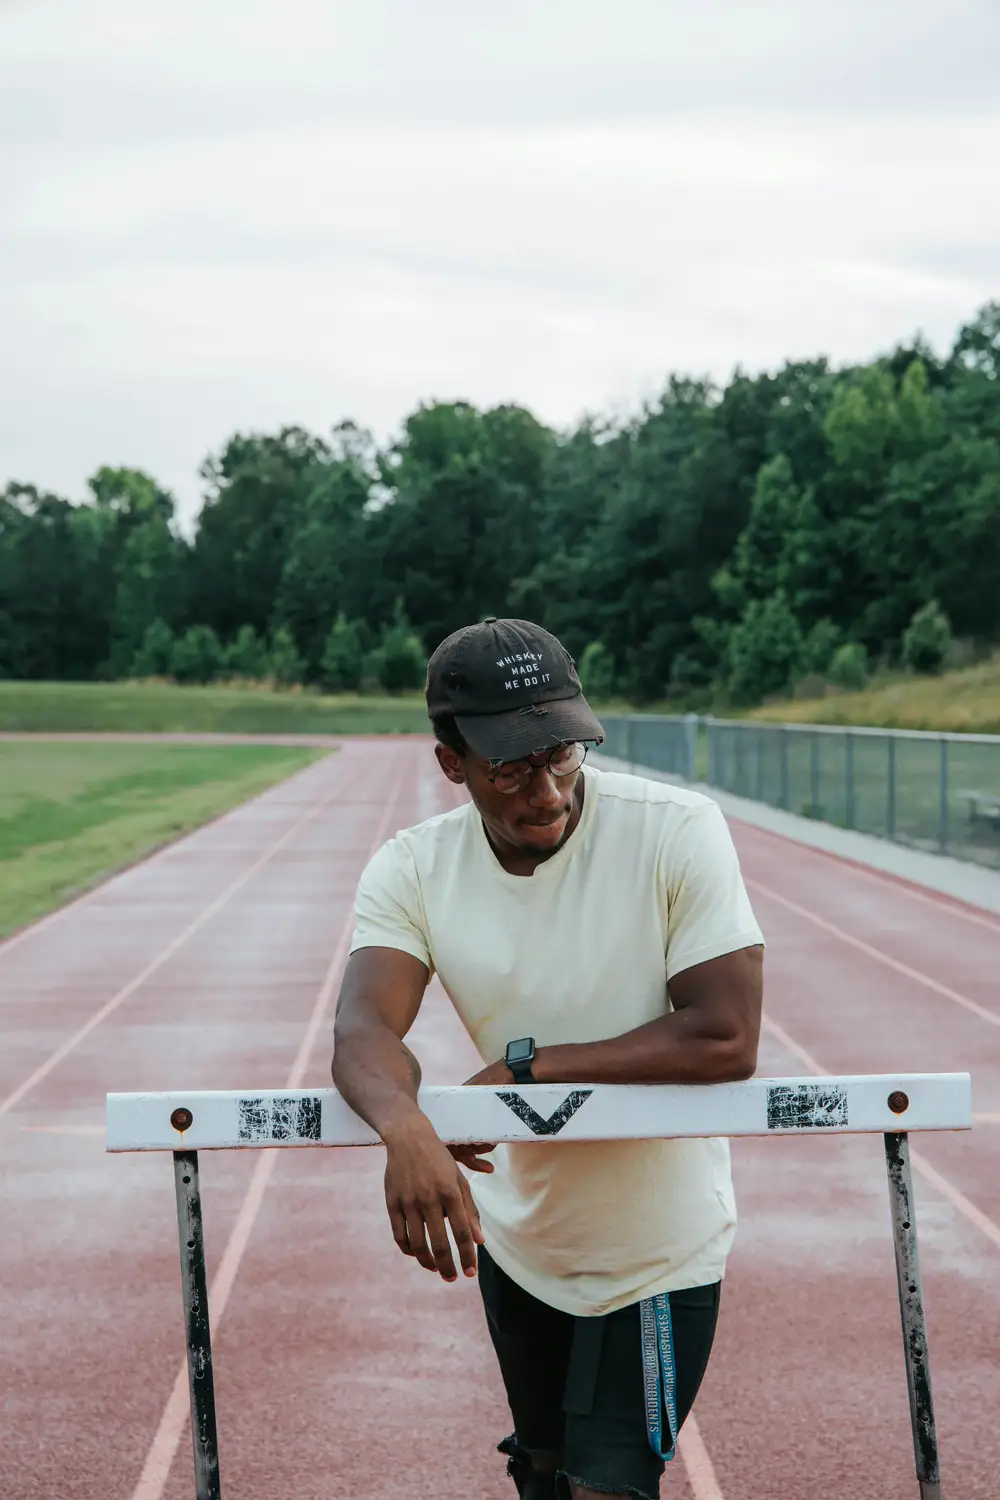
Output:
top-left (470, 945), bottom-right (763, 1087)
top-left (332, 946), bottom-right (429, 1137)
top-left (332, 947), bottom-right (488, 1283)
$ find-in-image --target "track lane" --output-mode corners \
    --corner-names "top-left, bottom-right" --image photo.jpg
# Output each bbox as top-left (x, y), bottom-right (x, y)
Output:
top-left (0, 751), bottom-right (358, 1109)
top-left (2, 743), bottom-right (997, 1499)
top-left (693, 818), bottom-right (1000, 1500)
top-left (0, 742), bottom-right (417, 1499)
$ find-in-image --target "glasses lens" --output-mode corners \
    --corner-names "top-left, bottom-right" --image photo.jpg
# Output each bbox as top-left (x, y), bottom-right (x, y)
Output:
top-left (549, 742), bottom-right (586, 776)
top-left (492, 762), bottom-right (530, 793)
top-left (491, 742), bottom-right (586, 792)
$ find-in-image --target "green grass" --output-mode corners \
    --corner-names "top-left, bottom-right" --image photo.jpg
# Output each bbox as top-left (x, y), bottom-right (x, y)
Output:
top-left (0, 681), bottom-right (431, 735)
top-left (749, 655), bottom-right (1000, 734)
top-left (0, 741), bottom-right (327, 937)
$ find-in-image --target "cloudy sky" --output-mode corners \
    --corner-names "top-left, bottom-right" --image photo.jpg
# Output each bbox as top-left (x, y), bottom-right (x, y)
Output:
top-left (4, 0), bottom-right (999, 529)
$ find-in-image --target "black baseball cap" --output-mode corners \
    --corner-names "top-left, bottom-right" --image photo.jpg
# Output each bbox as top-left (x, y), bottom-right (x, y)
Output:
top-left (426, 617), bottom-right (605, 763)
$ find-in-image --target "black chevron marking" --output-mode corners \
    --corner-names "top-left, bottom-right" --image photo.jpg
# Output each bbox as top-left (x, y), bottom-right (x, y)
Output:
top-left (495, 1089), bottom-right (594, 1136)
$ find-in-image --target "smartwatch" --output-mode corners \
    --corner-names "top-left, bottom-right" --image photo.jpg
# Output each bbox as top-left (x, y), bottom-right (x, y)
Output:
top-left (505, 1036), bottom-right (536, 1084)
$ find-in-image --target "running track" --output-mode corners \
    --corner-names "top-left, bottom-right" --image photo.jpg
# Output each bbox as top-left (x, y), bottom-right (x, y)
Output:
top-left (1, 738), bottom-right (997, 1499)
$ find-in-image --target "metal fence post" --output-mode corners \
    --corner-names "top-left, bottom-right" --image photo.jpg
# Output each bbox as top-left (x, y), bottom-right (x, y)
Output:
top-left (173, 1149), bottom-right (222, 1500)
top-left (884, 1131), bottom-right (942, 1499)
top-left (846, 731), bottom-right (856, 830)
top-left (887, 734), bottom-right (897, 842)
top-left (779, 727), bottom-right (790, 810)
top-left (684, 713), bottom-right (698, 783)
top-left (810, 731), bottom-right (820, 818)
top-left (939, 738), bottom-right (949, 854)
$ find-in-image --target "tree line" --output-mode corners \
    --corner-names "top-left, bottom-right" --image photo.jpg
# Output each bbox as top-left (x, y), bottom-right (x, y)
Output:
top-left (3, 302), bottom-right (999, 707)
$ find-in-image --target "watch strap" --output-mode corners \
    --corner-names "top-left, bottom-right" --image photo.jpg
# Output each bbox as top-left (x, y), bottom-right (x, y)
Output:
top-left (505, 1036), bottom-right (536, 1084)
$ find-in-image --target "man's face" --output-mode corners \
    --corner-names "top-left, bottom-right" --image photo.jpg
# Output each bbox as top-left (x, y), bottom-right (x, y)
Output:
top-left (435, 743), bottom-right (583, 856)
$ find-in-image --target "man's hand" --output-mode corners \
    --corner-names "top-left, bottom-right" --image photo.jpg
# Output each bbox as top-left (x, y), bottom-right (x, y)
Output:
top-left (383, 1115), bottom-right (486, 1281)
top-left (447, 1142), bottom-right (496, 1173)
top-left (463, 1059), bottom-right (514, 1088)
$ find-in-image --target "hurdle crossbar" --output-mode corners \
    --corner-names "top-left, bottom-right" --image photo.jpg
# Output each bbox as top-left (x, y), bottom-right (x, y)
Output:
top-left (107, 1072), bottom-right (971, 1500)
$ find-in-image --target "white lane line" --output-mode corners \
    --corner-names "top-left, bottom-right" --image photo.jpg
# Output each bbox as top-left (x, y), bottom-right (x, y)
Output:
top-left (0, 751), bottom-right (336, 962)
top-left (678, 1412), bottom-right (725, 1500)
top-left (748, 878), bottom-right (1000, 1032)
top-left (0, 760), bottom-right (352, 1119)
top-left (762, 1015), bottom-right (1000, 1254)
top-left (129, 756), bottom-right (410, 1500)
top-left (974, 1113), bottom-right (1000, 1124)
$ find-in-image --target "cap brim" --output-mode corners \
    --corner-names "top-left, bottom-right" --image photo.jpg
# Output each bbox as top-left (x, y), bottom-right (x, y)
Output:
top-left (455, 694), bottom-right (605, 764)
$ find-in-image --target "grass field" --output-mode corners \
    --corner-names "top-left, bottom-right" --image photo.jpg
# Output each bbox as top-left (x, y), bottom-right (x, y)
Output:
top-left (750, 656), bottom-right (1000, 734)
top-left (0, 681), bottom-right (430, 735)
top-left (0, 741), bottom-right (326, 937)
top-left (5, 662), bottom-right (999, 738)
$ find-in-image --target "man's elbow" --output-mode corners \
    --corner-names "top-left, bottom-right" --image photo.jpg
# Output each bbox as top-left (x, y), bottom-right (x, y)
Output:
top-left (710, 1031), bottom-right (759, 1083)
top-left (330, 1008), bottom-right (357, 1085)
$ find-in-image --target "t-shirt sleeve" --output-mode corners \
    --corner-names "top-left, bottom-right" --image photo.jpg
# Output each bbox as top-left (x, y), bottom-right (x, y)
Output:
top-left (661, 801), bottom-right (765, 981)
top-left (349, 836), bottom-right (432, 972)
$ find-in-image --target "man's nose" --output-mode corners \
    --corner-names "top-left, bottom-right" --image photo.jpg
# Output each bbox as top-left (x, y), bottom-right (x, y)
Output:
top-left (526, 768), bottom-right (563, 809)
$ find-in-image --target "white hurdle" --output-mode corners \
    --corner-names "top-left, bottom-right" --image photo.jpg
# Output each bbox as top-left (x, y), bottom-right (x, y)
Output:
top-left (106, 1072), bottom-right (972, 1500)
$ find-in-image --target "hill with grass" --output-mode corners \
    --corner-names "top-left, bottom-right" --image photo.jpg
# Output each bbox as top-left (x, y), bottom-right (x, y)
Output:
top-left (749, 657), bottom-right (1000, 735)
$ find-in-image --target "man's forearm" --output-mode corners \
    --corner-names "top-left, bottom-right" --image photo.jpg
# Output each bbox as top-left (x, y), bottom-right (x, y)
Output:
top-left (532, 1008), bottom-right (756, 1087)
top-left (332, 1017), bottom-right (428, 1141)
top-left (527, 948), bottom-right (763, 1087)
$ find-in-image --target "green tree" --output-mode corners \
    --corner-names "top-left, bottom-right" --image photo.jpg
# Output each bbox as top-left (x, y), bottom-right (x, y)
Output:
top-left (827, 641), bottom-right (868, 690)
top-left (224, 625), bottom-right (269, 679)
top-left (800, 619), bottom-right (841, 677)
top-left (715, 454), bottom-right (801, 610)
top-left (272, 457), bottom-right (371, 676)
top-left (106, 513), bottom-right (186, 677)
top-left (369, 604), bottom-right (426, 693)
top-left (952, 301), bottom-right (1000, 381)
top-left (371, 401), bottom-right (551, 651)
top-left (726, 592), bottom-right (803, 704)
top-left (171, 625), bottom-right (223, 684)
top-left (130, 619), bottom-right (175, 677)
top-left (268, 627), bottom-right (306, 687)
top-left (578, 641), bottom-right (615, 700)
top-left (319, 614), bottom-right (364, 692)
top-left (0, 485), bottom-right (107, 680)
top-left (902, 602), bottom-right (952, 674)
top-left (191, 427), bottom-right (331, 641)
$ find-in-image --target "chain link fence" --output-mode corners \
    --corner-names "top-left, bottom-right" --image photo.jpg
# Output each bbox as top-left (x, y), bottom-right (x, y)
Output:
top-left (600, 714), bottom-right (1000, 871)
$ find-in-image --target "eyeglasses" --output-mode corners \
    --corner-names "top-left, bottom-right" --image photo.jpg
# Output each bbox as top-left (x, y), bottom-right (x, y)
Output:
top-left (485, 742), bottom-right (589, 794)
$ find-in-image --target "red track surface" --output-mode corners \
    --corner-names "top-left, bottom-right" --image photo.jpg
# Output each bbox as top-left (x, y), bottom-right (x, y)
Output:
top-left (1, 739), bottom-right (997, 1499)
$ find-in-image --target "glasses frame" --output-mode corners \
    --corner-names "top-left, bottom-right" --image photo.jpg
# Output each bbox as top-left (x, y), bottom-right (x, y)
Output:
top-left (484, 741), bottom-right (589, 795)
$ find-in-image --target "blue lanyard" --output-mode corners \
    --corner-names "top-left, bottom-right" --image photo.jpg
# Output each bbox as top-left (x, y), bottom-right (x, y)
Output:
top-left (640, 1293), bottom-right (678, 1462)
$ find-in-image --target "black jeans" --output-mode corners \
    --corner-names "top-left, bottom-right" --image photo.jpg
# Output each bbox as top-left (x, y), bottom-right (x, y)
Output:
top-left (478, 1246), bottom-right (721, 1499)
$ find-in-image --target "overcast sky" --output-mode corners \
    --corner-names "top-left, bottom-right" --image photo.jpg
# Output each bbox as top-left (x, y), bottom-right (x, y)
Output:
top-left (4, 0), bottom-right (999, 529)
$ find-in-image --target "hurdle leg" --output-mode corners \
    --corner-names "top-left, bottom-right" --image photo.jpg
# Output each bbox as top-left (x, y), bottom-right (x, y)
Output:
top-left (173, 1150), bottom-right (222, 1499)
top-left (884, 1131), bottom-right (941, 1499)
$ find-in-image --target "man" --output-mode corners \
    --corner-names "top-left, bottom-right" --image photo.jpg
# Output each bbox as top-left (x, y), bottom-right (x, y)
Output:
top-left (332, 617), bottom-right (764, 1500)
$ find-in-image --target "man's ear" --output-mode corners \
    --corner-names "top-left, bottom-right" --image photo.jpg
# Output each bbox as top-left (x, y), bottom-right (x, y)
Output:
top-left (434, 742), bottom-right (467, 786)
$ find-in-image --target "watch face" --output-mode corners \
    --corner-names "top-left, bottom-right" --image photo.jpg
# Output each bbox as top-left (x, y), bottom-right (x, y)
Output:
top-left (507, 1038), bottom-right (533, 1063)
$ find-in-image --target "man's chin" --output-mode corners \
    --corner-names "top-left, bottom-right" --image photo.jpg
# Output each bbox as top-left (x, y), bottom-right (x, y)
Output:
top-left (516, 816), bottom-right (570, 851)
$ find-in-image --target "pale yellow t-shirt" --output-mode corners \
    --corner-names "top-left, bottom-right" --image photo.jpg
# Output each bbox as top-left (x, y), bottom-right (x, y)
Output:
top-left (349, 764), bottom-right (764, 1316)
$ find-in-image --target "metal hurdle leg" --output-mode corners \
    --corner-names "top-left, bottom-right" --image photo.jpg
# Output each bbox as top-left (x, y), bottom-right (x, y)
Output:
top-left (884, 1131), bottom-right (941, 1499)
top-left (173, 1149), bottom-right (221, 1499)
